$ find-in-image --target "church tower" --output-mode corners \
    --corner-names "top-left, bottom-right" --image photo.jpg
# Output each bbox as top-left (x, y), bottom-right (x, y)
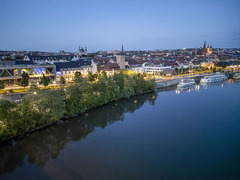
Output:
top-left (78, 45), bottom-right (87, 56)
top-left (116, 45), bottom-right (125, 69)
top-left (209, 45), bottom-right (212, 55)
top-left (202, 40), bottom-right (207, 55)
top-left (84, 46), bottom-right (87, 55)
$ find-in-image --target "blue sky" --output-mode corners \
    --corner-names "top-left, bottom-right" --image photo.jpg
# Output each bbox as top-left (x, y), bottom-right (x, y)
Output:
top-left (0, 0), bottom-right (239, 52)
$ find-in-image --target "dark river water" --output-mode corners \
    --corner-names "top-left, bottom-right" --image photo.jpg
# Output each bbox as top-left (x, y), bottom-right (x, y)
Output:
top-left (1, 80), bottom-right (240, 180)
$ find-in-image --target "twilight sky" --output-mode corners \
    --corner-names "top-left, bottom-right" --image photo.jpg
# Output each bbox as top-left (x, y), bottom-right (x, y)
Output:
top-left (0, 0), bottom-right (239, 52)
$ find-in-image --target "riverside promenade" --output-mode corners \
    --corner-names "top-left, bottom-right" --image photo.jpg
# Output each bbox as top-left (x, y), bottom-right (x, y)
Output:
top-left (155, 72), bottom-right (214, 88)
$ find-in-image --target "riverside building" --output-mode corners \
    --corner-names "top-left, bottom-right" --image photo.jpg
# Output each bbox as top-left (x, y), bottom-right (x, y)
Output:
top-left (0, 61), bottom-right (56, 85)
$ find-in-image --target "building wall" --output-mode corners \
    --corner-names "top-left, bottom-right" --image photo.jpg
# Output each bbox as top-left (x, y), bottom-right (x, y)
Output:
top-left (116, 55), bottom-right (125, 69)
top-left (131, 67), bottom-right (144, 74)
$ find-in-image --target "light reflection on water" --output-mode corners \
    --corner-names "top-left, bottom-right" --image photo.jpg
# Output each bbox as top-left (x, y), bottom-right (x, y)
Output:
top-left (176, 80), bottom-right (238, 95)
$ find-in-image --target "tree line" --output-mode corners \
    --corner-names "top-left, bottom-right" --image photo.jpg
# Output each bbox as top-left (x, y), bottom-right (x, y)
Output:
top-left (0, 71), bottom-right (156, 142)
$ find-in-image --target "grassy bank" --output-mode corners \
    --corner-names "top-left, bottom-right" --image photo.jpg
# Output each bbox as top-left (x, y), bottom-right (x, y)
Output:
top-left (0, 72), bottom-right (156, 143)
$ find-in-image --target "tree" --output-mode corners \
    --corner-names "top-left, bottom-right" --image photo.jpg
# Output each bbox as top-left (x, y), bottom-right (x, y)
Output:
top-left (93, 73), bottom-right (98, 80)
top-left (101, 71), bottom-right (108, 80)
top-left (123, 78), bottom-right (136, 98)
top-left (14, 55), bottom-right (24, 60)
top-left (26, 91), bottom-right (65, 125)
top-left (74, 71), bottom-right (82, 83)
top-left (65, 86), bottom-right (84, 116)
top-left (40, 73), bottom-right (50, 88)
top-left (0, 80), bottom-right (5, 89)
top-left (0, 99), bottom-right (21, 139)
top-left (213, 66), bottom-right (217, 72)
top-left (30, 84), bottom-right (39, 92)
top-left (20, 72), bottom-right (29, 90)
top-left (222, 64), bottom-right (227, 69)
top-left (97, 63), bottom-right (101, 74)
top-left (87, 71), bottom-right (95, 82)
top-left (60, 76), bottom-right (66, 85)
top-left (113, 72), bottom-right (125, 93)
top-left (142, 72), bottom-right (148, 77)
top-left (175, 68), bottom-right (179, 75)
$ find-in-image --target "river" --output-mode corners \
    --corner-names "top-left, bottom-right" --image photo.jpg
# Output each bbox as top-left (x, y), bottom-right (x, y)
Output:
top-left (0, 80), bottom-right (240, 180)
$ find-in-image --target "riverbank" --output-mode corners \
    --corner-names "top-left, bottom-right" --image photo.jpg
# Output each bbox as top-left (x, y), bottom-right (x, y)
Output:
top-left (0, 72), bottom-right (156, 143)
top-left (0, 89), bottom-right (155, 145)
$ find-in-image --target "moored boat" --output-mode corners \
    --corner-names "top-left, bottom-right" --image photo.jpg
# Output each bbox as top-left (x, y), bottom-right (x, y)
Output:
top-left (200, 72), bottom-right (227, 84)
top-left (177, 79), bottom-right (195, 89)
top-left (233, 73), bottom-right (240, 80)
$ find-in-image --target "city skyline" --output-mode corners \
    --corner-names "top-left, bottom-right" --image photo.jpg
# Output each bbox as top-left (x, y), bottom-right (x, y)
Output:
top-left (0, 0), bottom-right (240, 52)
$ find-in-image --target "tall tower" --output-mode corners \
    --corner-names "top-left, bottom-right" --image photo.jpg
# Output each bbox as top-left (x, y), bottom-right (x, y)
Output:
top-left (78, 45), bottom-right (81, 56)
top-left (209, 45), bottom-right (212, 55)
top-left (84, 46), bottom-right (87, 55)
top-left (78, 45), bottom-right (86, 56)
top-left (202, 40), bottom-right (207, 55)
top-left (116, 45), bottom-right (125, 69)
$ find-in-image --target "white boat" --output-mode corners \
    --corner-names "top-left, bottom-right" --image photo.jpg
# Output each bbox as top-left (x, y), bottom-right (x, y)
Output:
top-left (200, 72), bottom-right (227, 84)
top-left (233, 73), bottom-right (240, 80)
top-left (177, 79), bottom-right (195, 89)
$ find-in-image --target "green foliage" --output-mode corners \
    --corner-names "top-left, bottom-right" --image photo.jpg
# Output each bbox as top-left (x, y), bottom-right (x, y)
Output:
top-left (40, 74), bottom-right (50, 87)
top-left (106, 76), bottom-right (120, 101)
top-left (143, 72), bottom-right (148, 77)
top-left (133, 73), bottom-right (148, 94)
top-left (18, 98), bottom-right (41, 133)
top-left (87, 71), bottom-right (96, 82)
top-left (213, 66), bottom-right (217, 72)
top-left (14, 55), bottom-right (24, 60)
top-left (0, 100), bottom-right (21, 140)
top-left (101, 71), bottom-right (108, 80)
top-left (74, 71), bottom-right (82, 83)
top-left (60, 76), bottom-right (66, 85)
top-left (0, 72), bottom-right (156, 142)
top-left (20, 72), bottom-right (29, 89)
top-left (30, 84), bottom-right (39, 92)
top-left (65, 86), bottom-right (84, 116)
top-left (97, 63), bottom-right (101, 74)
top-left (113, 72), bottom-right (125, 92)
top-left (123, 77), bottom-right (136, 98)
top-left (221, 64), bottom-right (228, 69)
top-left (24, 91), bottom-right (65, 126)
top-left (0, 80), bottom-right (5, 89)
top-left (175, 68), bottom-right (179, 74)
